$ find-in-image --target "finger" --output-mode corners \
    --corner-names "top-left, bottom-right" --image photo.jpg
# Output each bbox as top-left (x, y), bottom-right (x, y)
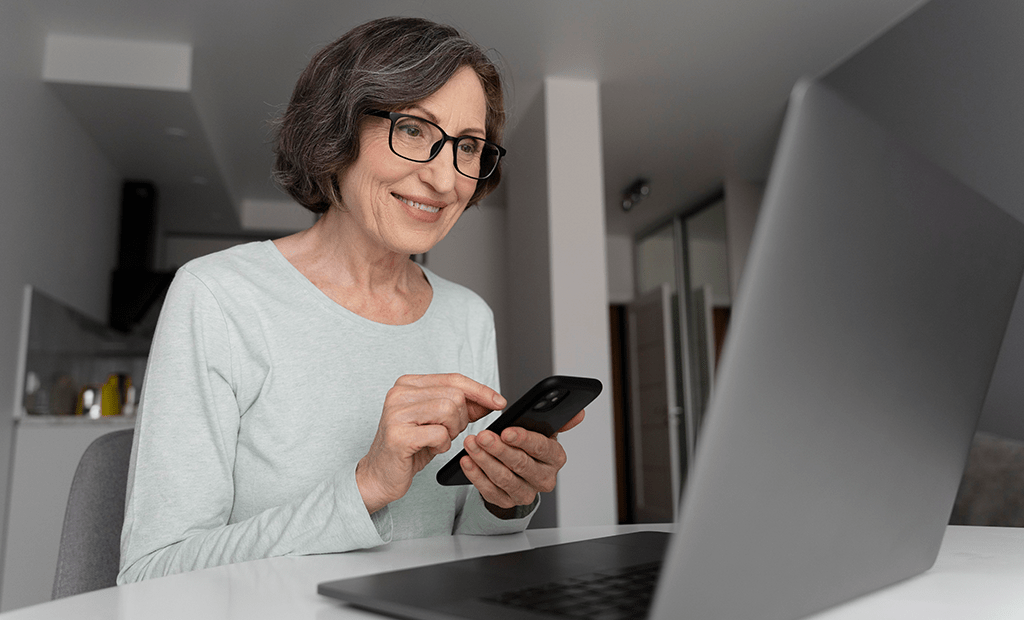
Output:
top-left (395, 373), bottom-right (505, 418)
top-left (402, 398), bottom-right (470, 440)
top-left (388, 423), bottom-right (453, 457)
top-left (497, 428), bottom-right (567, 474)
top-left (463, 434), bottom-right (540, 503)
top-left (460, 455), bottom-right (516, 509)
top-left (474, 431), bottom-right (559, 496)
top-left (387, 384), bottom-right (465, 407)
top-left (386, 386), bottom-right (472, 438)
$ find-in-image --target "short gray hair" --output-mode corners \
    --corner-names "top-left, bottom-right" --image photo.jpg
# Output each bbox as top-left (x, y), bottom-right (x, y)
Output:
top-left (272, 17), bottom-right (506, 213)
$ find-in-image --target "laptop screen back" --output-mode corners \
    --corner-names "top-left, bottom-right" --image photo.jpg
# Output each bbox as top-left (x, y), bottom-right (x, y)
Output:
top-left (651, 79), bottom-right (1024, 620)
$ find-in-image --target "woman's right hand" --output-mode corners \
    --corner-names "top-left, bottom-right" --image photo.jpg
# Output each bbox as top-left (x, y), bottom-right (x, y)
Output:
top-left (356, 373), bottom-right (506, 514)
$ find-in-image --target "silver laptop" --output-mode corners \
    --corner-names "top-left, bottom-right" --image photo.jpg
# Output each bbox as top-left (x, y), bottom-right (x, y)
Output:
top-left (318, 79), bottom-right (1024, 620)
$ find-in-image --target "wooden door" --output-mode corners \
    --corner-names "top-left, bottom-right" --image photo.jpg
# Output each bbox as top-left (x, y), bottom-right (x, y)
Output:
top-left (627, 284), bottom-right (683, 523)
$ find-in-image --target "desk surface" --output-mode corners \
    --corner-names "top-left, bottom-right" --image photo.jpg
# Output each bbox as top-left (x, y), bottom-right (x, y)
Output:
top-left (2, 525), bottom-right (1022, 619)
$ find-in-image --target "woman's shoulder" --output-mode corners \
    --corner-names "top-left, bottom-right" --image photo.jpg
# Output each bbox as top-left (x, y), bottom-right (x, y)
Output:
top-left (171, 240), bottom-right (299, 306)
top-left (420, 266), bottom-right (494, 322)
top-left (178, 240), bottom-right (276, 279)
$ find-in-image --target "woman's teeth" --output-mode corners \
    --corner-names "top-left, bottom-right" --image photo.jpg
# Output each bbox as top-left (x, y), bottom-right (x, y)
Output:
top-left (398, 195), bottom-right (440, 214)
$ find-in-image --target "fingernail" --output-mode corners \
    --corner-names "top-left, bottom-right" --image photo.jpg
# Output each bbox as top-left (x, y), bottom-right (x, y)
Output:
top-left (494, 393), bottom-right (507, 409)
top-left (479, 432), bottom-right (494, 446)
top-left (503, 428), bottom-right (520, 443)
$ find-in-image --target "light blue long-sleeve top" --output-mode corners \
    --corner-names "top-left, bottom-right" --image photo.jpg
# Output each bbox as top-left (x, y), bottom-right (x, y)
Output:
top-left (118, 241), bottom-right (534, 583)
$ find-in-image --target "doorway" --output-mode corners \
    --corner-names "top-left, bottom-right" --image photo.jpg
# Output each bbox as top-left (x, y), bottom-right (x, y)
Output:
top-left (617, 190), bottom-right (732, 522)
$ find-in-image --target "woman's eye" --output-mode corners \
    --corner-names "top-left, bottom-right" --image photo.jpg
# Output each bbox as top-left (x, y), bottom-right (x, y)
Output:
top-left (459, 140), bottom-right (481, 155)
top-left (397, 122), bottom-right (422, 138)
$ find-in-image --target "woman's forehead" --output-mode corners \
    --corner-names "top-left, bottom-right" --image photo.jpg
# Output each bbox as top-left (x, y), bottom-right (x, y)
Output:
top-left (403, 67), bottom-right (487, 135)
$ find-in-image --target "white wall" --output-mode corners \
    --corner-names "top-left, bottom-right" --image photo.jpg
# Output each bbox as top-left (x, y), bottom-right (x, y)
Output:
top-left (506, 79), bottom-right (617, 529)
top-left (545, 78), bottom-right (617, 527)
top-left (724, 179), bottom-right (764, 301)
top-left (3, 419), bottom-right (134, 611)
top-left (688, 238), bottom-right (731, 307)
top-left (423, 200), bottom-right (511, 384)
top-left (606, 234), bottom-right (635, 304)
top-left (0, 5), bottom-right (121, 602)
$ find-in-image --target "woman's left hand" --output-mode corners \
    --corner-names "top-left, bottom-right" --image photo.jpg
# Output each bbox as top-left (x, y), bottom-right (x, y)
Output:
top-left (459, 410), bottom-right (585, 517)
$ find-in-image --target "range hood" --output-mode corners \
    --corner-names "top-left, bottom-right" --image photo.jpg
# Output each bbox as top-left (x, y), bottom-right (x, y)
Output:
top-left (109, 181), bottom-right (174, 333)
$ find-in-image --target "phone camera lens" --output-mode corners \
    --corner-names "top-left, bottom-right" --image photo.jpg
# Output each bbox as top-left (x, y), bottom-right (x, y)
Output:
top-left (532, 389), bottom-right (568, 412)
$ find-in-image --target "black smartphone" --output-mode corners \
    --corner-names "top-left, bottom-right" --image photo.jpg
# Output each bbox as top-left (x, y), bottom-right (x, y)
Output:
top-left (435, 375), bottom-right (602, 486)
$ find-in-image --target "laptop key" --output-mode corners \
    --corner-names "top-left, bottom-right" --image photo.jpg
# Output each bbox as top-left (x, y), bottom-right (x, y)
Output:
top-left (481, 561), bottom-right (661, 618)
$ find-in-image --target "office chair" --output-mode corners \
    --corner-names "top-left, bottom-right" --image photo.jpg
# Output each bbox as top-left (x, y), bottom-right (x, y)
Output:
top-left (951, 431), bottom-right (1024, 527)
top-left (52, 428), bottom-right (134, 600)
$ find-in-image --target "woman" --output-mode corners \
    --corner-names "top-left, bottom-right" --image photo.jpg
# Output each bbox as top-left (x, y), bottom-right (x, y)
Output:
top-left (117, 17), bottom-right (583, 584)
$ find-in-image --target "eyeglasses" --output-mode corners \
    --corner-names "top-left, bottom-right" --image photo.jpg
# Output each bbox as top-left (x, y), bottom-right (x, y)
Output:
top-left (366, 110), bottom-right (506, 180)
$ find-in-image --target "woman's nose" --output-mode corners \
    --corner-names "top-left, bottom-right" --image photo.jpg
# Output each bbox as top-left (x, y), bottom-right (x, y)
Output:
top-left (419, 140), bottom-right (458, 194)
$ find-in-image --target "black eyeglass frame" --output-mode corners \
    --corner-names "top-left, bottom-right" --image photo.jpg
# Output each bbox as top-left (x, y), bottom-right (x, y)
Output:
top-left (365, 110), bottom-right (507, 180)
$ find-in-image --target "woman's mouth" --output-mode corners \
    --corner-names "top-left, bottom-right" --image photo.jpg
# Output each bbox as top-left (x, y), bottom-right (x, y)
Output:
top-left (395, 194), bottom-right (440, 214)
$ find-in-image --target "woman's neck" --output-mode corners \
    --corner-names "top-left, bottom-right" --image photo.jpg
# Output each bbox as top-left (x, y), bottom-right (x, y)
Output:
top-left (273, 208), bottom-right (432, 325)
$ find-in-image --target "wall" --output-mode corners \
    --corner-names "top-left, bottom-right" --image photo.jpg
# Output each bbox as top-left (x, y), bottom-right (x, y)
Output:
top-left (606, 234), bottom-right (635, 304)
top-left (505, 79), bottom-right (617, 529)
top-left (0, 5), bottom-right (121, 602)
top-left (724, 179), bottom-right (764, 301)
top-left (822, 0), bottom-right (1024, 439)
top-left (504, 90), bottom-right (557, 526)
top-left (3, 419), bottom-right (134, 611)
top-left (545, 79), bottom-right (617, 527)
top-left (421, 200), bottom-right (511, 384)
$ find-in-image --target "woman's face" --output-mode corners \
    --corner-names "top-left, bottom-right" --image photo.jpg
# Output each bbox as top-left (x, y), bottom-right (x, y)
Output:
top-left (337, 65), bottom-right (488, 257)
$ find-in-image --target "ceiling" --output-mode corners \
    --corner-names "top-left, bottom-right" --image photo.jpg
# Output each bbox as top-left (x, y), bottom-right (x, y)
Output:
top-left (20, 0), bottom-right (926, 238)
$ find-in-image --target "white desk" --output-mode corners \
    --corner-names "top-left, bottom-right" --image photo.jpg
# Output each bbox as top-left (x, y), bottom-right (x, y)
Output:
top-left (1, 525), bottom-right (1021, 619)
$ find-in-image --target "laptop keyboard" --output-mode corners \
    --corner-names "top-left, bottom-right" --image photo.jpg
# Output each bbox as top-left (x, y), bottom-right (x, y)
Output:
top-left (482, 561), bottom-right (661, 619)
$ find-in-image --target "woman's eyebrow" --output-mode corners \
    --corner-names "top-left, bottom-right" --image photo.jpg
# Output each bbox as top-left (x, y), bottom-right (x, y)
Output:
top-left (407, 104), bottom-right (486, 138)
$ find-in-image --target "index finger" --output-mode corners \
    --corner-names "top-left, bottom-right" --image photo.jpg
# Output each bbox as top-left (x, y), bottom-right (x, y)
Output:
top-left (395, 373), bottom-right (506, 420)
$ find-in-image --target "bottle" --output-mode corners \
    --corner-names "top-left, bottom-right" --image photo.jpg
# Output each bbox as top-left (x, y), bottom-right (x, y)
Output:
top-left (101, 375), bottom-right (122, 417)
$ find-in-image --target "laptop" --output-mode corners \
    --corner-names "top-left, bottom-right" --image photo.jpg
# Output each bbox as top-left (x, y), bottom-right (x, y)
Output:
top-left (318, 79), bottom-right (1024, 620)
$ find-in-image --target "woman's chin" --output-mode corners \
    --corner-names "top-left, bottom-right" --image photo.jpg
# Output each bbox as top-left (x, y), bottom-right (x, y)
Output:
top-left (388, 236), bottom-right (441, 260)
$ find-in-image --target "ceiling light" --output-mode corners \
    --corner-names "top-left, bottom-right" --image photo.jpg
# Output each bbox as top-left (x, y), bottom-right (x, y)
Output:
top-left (621, 178), bottom-right (650, 212)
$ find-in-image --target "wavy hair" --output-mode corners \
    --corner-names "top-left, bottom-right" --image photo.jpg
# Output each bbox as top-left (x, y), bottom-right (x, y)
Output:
top-left (272, 17), bottom-right (506, 213)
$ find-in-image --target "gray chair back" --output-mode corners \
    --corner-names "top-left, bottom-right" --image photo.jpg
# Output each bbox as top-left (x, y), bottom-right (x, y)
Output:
top-left (52, 428), bottom-right (134, 599)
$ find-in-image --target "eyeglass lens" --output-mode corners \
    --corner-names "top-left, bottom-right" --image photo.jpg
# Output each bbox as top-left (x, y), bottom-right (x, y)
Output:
top-left (390, 116), bottom-right (501, 180)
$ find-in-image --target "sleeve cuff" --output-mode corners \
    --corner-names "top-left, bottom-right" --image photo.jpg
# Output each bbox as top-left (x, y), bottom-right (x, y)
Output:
top-left (327, 462), bottom-right (392, 549)
top-left (454, 491), bottom-right (539, 535)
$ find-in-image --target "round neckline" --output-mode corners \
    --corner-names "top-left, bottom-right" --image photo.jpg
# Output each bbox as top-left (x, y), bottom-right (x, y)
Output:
top-left (261, 240), bottom-right (439, 330)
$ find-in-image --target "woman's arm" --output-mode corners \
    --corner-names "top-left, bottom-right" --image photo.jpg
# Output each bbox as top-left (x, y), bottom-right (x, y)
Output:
top-left (118, 270), bottom-right (386, 584)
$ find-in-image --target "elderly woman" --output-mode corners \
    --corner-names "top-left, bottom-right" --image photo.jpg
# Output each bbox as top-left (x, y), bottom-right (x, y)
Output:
top-left (117, 17), bottom-right (583, 583)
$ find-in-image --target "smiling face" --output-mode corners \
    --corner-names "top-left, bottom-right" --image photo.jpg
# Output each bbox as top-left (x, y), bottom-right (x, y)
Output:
top-left (335, 65), bottom-right (487, 257)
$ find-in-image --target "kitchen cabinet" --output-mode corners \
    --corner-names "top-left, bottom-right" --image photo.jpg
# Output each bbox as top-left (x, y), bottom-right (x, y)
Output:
top-left (0, 286), bottom-right (149, 612)
top-left (1, 416), bottom-right (135, 611)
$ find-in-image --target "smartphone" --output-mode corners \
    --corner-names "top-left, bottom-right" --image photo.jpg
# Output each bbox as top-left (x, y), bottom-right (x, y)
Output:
top-left (435, 375), bottom-right (603, 486)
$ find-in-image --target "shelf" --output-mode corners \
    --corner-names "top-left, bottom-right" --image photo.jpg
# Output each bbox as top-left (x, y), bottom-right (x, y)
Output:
top-left (17, 286), bottom-right (150, 420)
top-left (16, 415), bottom-right (136, 427)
